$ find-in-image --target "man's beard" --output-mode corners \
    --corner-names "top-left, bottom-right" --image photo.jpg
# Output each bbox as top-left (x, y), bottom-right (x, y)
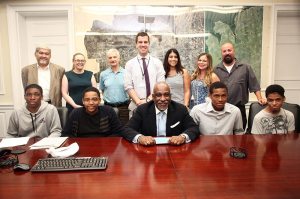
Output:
top-left (223, 55), bottom-right (234, 64)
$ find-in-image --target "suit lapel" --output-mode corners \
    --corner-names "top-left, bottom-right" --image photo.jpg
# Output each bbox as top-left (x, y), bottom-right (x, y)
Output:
top-left (148, 103), bottom-right (157, 135)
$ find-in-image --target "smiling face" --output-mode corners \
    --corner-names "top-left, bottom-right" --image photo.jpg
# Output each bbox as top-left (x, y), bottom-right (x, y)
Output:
top-left (168, 51), bottom-right (178, 68)
top-left (82, 91), bottom-right (100, 115)
top-left (72, 54), bottom-right (86, 71)
top-left (136, 36), bottom-right (150, 57)
top-left (197, 54), bottom-right (209, 70)
top-left (152, 83), bottom-right (171, 111)
top-left (35, 48), bottom-right (51, 67)
top-left (107, 51), bottom-right (120, 68)
top-left (210, 88), bottom-right (228, 111)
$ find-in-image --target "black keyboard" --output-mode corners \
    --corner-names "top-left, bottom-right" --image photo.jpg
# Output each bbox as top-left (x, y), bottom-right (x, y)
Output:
top-left (31, 157), bottom-right (108, 172)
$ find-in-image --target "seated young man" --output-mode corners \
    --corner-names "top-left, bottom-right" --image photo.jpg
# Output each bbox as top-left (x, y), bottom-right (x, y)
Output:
top-left (190, 81), bottom-right (244, 135)
top-left (122, 82), bottom-right (199, 146)
top-left (61, 87), bottom-right (124, 137)
top-left (6, 84), bottom-right (61, 138)
top-left (251, 84), bottom-right (295, 134)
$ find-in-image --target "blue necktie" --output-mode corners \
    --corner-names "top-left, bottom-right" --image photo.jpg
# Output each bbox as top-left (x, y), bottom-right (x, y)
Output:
top-left (157, 111), bottom-right (166, 136)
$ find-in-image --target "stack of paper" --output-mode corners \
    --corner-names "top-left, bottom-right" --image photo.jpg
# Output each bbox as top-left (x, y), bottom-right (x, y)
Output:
top-left (29, 137), bottom-right (68, 150)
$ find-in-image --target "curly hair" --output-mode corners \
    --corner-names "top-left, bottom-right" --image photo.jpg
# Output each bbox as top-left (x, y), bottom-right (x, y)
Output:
top-left (191, 52), bottom-right (214, 87)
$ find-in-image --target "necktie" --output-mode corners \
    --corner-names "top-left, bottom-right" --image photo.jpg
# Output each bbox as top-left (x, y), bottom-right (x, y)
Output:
top-left (157, 111), bottom-right (166, 137)
top-left (142, 58), bottom-right (151, 98)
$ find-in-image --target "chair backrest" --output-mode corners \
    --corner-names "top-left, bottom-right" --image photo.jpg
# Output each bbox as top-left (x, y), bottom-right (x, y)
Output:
top-left (247, 102), bottom-right (300, 133)
top-left (282, 102), bottom-right (300, 131)
top-left (56, 107), bottom-right (68, 129)
top-left (246, 102), bottom-right (266, 133)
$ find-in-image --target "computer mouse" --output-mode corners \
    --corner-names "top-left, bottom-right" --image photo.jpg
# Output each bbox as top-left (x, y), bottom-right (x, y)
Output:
top-left (13, 163), bottom-right (30, 171)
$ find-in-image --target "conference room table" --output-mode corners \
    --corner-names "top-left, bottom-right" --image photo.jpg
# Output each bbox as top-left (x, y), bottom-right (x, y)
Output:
top-left (1, 134), bottom-right (300, 199)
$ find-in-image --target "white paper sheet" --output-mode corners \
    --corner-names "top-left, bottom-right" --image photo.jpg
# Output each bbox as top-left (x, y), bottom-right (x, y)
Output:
top-left (29, 137), bottom-right (68, 149)
top-left (154, 137), bottom-right (170, 145)
top-left (46, 142), bottom-right (79, 158)
top-left (0, 137), bottom-right (30, 148)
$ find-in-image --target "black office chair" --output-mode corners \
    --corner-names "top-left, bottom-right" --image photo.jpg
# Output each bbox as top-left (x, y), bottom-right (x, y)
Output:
top-left (56, 107), bottom-right (69, 129)
top-left (247, 102), bottom-right (300, 133)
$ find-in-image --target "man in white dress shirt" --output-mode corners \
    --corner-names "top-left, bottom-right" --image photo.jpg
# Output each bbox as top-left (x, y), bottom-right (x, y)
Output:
top-left (124, 32), bottom-right (165, 117)
top-left (190, 81), bottom-right (244, 135)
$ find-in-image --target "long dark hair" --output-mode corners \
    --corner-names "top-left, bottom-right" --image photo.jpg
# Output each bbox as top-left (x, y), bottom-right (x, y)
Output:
top-left (163, 48), bottom-right (184, 78)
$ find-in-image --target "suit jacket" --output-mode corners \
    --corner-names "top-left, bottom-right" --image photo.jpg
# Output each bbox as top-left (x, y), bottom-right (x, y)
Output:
top-left (123, 100), bottom-right (200, 142)
top-left (21, 63), bottom-right (65, 107)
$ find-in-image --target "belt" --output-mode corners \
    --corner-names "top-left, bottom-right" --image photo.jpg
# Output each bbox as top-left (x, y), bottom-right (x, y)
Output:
top-left (104, 101), bottom-right (129, 107)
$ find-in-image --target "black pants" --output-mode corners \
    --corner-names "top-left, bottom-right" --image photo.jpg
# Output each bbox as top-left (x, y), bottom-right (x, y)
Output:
top-left (235, 103), bottom-right (246, 130)
top-left (104, 102), bottom-right (129, 125)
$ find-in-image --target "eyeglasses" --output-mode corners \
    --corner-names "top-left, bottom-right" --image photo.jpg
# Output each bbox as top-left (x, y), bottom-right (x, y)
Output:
top-left (74, 59), bottom-right (86, 63)
top-left (230, 147), bottom-right (247, 159)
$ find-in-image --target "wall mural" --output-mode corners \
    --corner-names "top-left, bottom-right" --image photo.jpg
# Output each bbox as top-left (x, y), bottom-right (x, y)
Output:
top-left (80, 6), bottom-right (263, 81)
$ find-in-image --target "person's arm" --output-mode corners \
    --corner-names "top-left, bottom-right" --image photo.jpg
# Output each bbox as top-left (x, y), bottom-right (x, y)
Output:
top-left (21, 67), bottom-right (28, 89)
top-left (180, 106), bottom-right (200, 141)
top-left (183, 69), bottom-right (191, 107)
top-left (251, 115), bottom-right (263, 134)
top-left (6, 112), bottom-right (19, 138)
top-left (91, 75), bottom-right (97, 88)
top-left (287, 113), bottom-right (295, 133)
top-left (211, 72), bottom-right (220, 83)
top-left (61, 109), bottom-right (78, 137)
top-left (48, 107), bottom-right (62, 137)
top-left (61, 74), bottom-right (81, 108)
top-left (233, 109), bottom-right (244, 135)
top-left (127, 89), bottom-right (146, 105)
top-left (254, 91), bottom-right (267, 105)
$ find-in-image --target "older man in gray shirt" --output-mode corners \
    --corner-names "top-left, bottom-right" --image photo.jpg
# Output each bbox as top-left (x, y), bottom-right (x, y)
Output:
top-left (190, 82), bottom-right (244, 135)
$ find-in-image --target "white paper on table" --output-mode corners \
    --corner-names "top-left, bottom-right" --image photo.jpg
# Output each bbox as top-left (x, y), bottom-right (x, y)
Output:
top-left (29, 137), bottom-right (68, 149)
top-left (46, 142), bottom-right (79, 158)
top-left (154, 137), bottom-right (170, 145)
top-left (0, 137), bottom-right (30, 148)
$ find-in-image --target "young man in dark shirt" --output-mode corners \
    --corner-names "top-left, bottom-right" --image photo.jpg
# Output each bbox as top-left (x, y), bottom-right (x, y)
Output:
top-left (62, 87), bottom-right (124, 137)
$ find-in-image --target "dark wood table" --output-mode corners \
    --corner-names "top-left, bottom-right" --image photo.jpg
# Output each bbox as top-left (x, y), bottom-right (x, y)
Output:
top-left (1, 134), bottom-right (300, 199)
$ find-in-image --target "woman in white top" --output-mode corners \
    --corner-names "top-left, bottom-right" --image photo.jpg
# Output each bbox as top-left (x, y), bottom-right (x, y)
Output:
top-left (163, 48), bottom-right (190, 108)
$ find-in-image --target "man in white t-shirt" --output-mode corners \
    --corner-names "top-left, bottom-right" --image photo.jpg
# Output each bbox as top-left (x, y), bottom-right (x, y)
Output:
top-left (251, 84), bottom-right (295, 134)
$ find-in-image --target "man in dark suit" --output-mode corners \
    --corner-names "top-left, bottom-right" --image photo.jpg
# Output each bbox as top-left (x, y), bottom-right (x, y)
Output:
top-left (123, 82), bottom-right (200, 146)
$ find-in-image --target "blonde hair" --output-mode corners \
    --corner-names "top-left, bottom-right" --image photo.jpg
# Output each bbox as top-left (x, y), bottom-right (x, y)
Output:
top-left (191, 52), bottom-right (214, 87)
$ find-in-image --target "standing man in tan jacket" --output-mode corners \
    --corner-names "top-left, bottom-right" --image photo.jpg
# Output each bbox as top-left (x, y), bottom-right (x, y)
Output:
top-left (21, 45), bottom-right (65, 107)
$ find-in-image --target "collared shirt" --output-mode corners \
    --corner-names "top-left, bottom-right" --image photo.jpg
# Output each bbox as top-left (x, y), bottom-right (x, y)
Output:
top-left (214, 60), bottom-right (261, 105)
top-left (99, 67), bottom-right (129, 104)
top-left (190, 101), bottom-right (244, 135)
top-left (124, 53), bottom-right (165, 100)
top-left (37, 64), bottom-right (51, 101)
top-left (155, 107), bottom-right (168, 136)
top-left (132, 105), bottom-right (190, 143)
